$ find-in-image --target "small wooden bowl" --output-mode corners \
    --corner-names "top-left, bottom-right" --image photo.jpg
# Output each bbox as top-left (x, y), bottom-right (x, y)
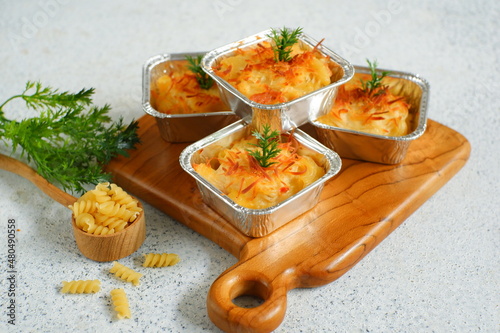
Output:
top-left (71, 204), bottom-right (146, 262)
top-left (0, 153), bottom-right (146, 262)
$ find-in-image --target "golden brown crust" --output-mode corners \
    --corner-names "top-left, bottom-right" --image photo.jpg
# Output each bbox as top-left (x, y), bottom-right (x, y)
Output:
top-left (150, 60), bottom-right (227, 114)
top-left (193, 133), bottom-right (325, 209)
top-left (213, 41), bottom-right (339, 105)
top-left (317, 73), bottom-right (411, 136)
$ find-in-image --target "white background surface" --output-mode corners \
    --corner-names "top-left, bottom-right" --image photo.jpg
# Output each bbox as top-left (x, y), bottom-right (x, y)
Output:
top-left (0, 1), bottom-right (498, 332)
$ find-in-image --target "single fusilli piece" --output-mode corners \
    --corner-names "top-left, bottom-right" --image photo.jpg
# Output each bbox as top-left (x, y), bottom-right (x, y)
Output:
top-left (95, 182), bottom-right (111, 192)
top-left (75, 213), bottom-right (95, 230)
top-left (69, 200), bottom-right (97, 217)
top-left (110, 288), bottom-right (131, 319)
top-left (109, 261), bottom-right (142, 286)
top-left (143, 253), bottom-right (180, 267)
top-left (61, 280), bottom-right (101, 294)
top-left (78, 190), bottom-right (96, 202)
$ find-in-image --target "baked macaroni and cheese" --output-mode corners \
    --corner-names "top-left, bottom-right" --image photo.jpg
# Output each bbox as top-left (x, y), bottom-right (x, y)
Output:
top-left (193, 130), bottom-right (326, 209)
top-left (212, 40), bottom-right (341, 105)
top-left (316, 68), bottom-right (411, 137)
top-left (150, 59), bottom-right (227, 114)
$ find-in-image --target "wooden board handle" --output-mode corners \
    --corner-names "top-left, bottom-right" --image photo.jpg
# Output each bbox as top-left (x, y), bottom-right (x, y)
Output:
top-left (0, 153), bottom-right (76, 207)
top-left (206, 234), bottom-right (369, 333)
top-left (207, 265), bottom-right (288, 333)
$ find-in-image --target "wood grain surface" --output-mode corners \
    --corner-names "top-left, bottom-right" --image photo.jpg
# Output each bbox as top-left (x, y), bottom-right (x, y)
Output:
top-left (0, 153), bottom-right (77, 207)
top-left (106, 115), bottom-right (470, 333)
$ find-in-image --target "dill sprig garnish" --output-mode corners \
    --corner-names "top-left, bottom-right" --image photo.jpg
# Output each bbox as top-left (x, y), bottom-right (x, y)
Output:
top-left (186, 55), bottom-right (214, 90)
top-left (247, 124), bottom-right (281, 168)
top-left (0, 81), bottom-right (140, 194)
top-left (360, 59), bottom-right (390, 95)
top-left (267, 27), bottom-right (303, 62)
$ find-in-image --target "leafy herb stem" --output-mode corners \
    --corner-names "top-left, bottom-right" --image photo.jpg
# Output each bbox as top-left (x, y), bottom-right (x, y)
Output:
top-left (360, 59), bottom-right (390, 96)
top-left (0, 81), bottom-right (140, 194)
top-left (186, 55), bottom-right (214, 90)
top-left (267, 27), bottom-right (303, 62)
top-left (247, 124), bottom-right (281, 168)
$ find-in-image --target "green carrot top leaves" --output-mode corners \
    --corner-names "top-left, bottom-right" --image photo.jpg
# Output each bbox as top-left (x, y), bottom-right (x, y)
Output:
top-left (0, 81), bottom-right (140, 194)
top-left (186, 55), bottom-right (214, 90)
top-left (0, 81), bottom-right (94, 116)
top-left (247, 124), bottom-right (281, 168)
top-left (267, 27), bottom-right (303, 62)
top-left (360, 59), bottom-right (390, 95)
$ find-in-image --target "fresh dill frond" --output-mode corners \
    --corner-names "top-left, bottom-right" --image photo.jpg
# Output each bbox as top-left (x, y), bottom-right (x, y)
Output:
top-left (186, 55), bottom-right (214, 90)
top-left (0, 81), bottom-right (94, 113)
top-left (267, 27), bottom-right (303, 62)
top-left (0, 81), bottom-right (140, 194)
top-left (247, 124), bottom-right (281, 168)
top-left (360, 59), bottom-right (390, 95)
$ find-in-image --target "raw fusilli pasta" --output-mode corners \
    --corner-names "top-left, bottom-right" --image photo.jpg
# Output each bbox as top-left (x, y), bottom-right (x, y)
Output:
top-left (109, 261), bottom-right (142, 286)
top-left (93, 213), bottom-right (128, 231)
top-left (95, 182), bottom-right (111, 192)
top-left (98, 201), bottom-right (137, 222)
top-left (75, 213), bottom-right (95, 230)
top-left (61, 280), bottom-right (101, 293)
top-left (109, 184), bottom-right (143, 214)
top-left (69, 200), bottom-right (96, 217)
top-left (110, 288), bottom-right (131, 319)
top-left (85, 223), bottom-right (115, 235)
top-left (109, 184), bottom-right (136, 207)
top-left (70, 182), bottom-right (143, 235)
top-left (143, 253), bottom-right (180, 267)
top-left (78, 190), bottom-right (96, 202)
top-left (89, 188), bottom-right (112, 204)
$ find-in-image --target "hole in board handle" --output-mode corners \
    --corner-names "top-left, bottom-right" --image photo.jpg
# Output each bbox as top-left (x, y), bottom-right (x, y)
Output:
top-left (230, 279), bottom-right (270, 309)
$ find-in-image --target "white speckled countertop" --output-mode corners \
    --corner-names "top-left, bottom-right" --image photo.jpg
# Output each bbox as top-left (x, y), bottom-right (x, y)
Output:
top-left (0, 1), bottom-right (498, 332)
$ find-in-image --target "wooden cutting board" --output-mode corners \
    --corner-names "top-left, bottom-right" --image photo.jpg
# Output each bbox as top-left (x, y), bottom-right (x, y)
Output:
top-left (106, 115), bottom-right (470, 333)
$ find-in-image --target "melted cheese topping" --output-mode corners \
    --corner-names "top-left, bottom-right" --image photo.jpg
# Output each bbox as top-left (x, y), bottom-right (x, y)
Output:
top-left (213, 41), bottom-right (337, 105)
top-left (193, 134), bottom-right (325, 209)
top-left (150, 60), bottom-right (227, 114)
top-left (317, 74), bottom-right (411, 136)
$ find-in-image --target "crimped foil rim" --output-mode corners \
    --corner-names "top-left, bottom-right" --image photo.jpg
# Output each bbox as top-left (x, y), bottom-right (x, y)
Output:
top-left (200, 28), bottom-right (355, 111)
top-left (179, 119), bottom-right (342, 215)
top-left (142, 52), bottom-right (235, 119)
top-left (311, 66), bottom-right (430, 142)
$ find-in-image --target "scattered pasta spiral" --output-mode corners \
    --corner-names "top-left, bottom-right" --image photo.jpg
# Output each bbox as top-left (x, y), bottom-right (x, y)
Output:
top-left (61, 280), bottom-right (101, 294)
top-left (110, 288), bottom-right (131, 319)
top-left (109, 261), bottom-right (142, 286)
top-left (143, 253), bottom-right (180, 267)
top-left (69, 182), bottom-right (142, 235)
